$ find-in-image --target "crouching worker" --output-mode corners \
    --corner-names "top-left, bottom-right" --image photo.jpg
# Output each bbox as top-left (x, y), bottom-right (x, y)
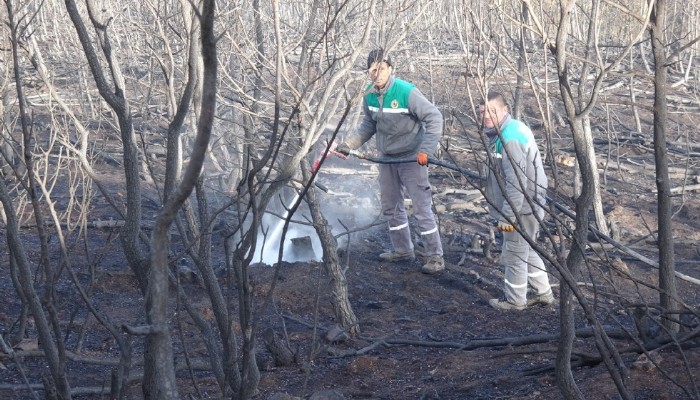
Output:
top-left (480, 91), bottom-right (554, 310)
top-left (335, 49), bottom-right (444, 274)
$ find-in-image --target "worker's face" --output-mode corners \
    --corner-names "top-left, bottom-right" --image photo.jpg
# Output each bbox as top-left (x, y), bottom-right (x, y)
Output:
top-left (368, 61), bottom-right (392, 90)
top-left (479, 100), bottom-right (508, 129)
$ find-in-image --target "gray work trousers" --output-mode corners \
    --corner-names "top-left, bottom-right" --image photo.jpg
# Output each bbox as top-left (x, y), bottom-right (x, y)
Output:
top-left (378, 162), bottom-right (443, 256)
top-left (500, 213), bottom-right (551, 306)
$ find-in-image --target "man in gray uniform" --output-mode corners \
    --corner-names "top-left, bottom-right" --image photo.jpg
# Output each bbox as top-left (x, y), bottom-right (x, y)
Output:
top-left (336, 49), bottom-right (444, 274)
top-left (481, 91), bottom-right (554, 310)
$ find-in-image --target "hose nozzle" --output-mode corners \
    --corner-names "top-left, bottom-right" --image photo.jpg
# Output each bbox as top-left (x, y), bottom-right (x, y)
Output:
top-left (349, 149), bottom-right (366, 159)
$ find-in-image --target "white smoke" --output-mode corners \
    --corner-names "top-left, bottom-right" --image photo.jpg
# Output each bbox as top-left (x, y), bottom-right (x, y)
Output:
top-left (252, 162), bottom-right (381, 265)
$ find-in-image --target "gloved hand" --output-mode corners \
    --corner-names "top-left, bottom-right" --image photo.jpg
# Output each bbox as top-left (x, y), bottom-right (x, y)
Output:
top-left (335, 142), bottom-right (351, 156)
top-left (417, 152), bottom-right (429, 166)
top-left (497, 219), bottom-right (515, 233)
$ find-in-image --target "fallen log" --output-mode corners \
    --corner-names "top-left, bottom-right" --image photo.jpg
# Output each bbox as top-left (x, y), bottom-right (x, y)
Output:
top-left (262, 328), bottom-right (296, 367)
top-left (351, 326), bottom-right (631, 354)
top-left (653, 183), bottom-right (700, 194)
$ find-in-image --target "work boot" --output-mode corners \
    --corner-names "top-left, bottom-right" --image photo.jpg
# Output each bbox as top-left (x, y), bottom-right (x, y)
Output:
top-left (527, 290), bottom-right (555, 307)
top-left (489, 296), bottom-right (526, 311)
top-left (379, 251), bottom-right (415, 262)
top-left (421, 255), bottom-right (445, 274)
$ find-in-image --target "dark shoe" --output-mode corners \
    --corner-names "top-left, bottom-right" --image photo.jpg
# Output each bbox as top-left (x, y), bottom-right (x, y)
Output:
top-left (379, 251), bottom-right (415, 262)
top-left (421, 255), bottom-right (445, 274)
top-left (527, 290), bottom-right (555, 306)
top-left (489, 297), bottom-right (526, 311)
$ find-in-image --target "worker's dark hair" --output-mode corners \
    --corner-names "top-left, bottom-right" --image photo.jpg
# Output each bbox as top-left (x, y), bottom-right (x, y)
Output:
top-left (367, 49), bottom-right (392, 69)
top-left (482, 91), bottom-right (509, 109)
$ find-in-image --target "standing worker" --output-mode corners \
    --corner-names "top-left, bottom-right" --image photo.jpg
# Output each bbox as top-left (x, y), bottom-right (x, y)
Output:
top-left (480, 91), bottom-right (555, 310)
top-left (335, 49), bottom-right (445, 274)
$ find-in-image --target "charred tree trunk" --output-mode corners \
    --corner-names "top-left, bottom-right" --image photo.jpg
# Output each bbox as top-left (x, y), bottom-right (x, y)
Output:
top-left (143, 0), bottom-right (218, 397)
top-left (577, 1), bottom-right (609, 237)
top-left (649, 0), bottom-right (680, 334)
top-left (5, 1), bottom-right (72, 397)
top-left (551, 6), bottom-right (585, 398)
top-left (551, 2), bottom-right (632, 399)
top-left (0, 180), bottom-right (72, 400)
top-left (301, 159), bottom-right (360, 337)
top-left (232, 243), bottom-right (260, 400)
top-left (64, 0), bottom-right (148, 293)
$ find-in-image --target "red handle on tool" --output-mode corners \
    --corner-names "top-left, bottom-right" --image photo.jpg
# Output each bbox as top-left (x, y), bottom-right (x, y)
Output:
top-left (311, 141), bottom-right (347, 173)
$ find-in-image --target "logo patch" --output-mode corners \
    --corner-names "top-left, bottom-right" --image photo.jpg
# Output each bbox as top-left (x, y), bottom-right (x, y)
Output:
top-left (391, 99), bottom-right (398, 109)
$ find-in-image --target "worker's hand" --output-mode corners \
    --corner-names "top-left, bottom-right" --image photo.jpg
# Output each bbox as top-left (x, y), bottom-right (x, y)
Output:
top-left (335, 142), bottom-right (351, 156)
top-left (497, 219), bottom-right (515, 233)
top-left (417, 152), bottom-right (429, 166)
